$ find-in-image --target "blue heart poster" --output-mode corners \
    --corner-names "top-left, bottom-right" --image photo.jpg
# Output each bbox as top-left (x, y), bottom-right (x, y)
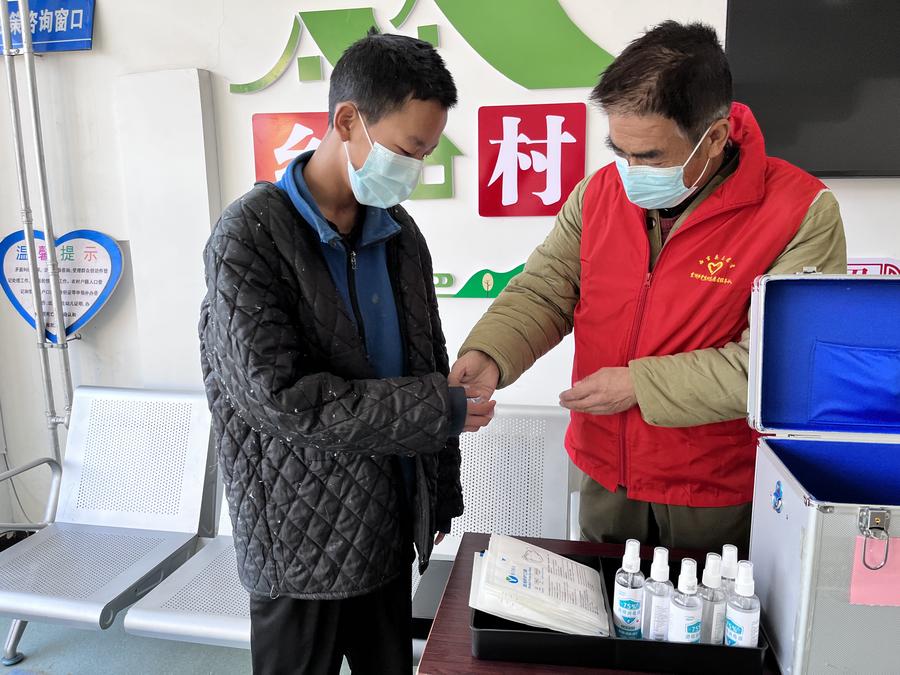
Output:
top-left (0, 229), bottom-right (123, 343)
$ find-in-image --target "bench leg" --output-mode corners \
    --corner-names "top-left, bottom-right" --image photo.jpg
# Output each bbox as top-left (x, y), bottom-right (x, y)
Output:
top-left (1, 620), bottom-right (26, 666)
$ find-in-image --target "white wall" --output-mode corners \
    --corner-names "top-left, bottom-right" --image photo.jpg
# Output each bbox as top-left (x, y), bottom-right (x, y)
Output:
top-left (0, 0), bottom-right (897, 522)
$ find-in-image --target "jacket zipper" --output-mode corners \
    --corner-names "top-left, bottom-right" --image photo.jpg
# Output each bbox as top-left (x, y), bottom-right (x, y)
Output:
top-left (620, 272), bottom-right (651, 486)
top-left (386, 241), bottom-right (410, 374)
top-left (618, 221), bottom-right (682, 486)
top-left (346, 248), bottom-right (367, 349)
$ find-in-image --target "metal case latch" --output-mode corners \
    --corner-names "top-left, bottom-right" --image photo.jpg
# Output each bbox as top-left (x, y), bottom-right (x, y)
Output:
top-left (858, 507), bottom-right (891, 571)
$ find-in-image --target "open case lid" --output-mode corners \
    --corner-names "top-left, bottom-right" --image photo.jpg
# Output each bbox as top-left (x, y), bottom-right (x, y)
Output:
top-left (748, 274), bottom-right (900, 442)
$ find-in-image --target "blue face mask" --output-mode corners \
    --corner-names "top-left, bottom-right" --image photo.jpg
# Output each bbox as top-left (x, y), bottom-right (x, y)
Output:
top-left (344, 111), bottom-right (423, 209)
top-left (615, 125), bottom-right (713, 210)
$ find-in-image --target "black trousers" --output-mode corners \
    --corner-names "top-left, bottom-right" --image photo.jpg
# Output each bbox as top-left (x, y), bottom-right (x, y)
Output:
top-left (249, 572), bottom-right (413, 675)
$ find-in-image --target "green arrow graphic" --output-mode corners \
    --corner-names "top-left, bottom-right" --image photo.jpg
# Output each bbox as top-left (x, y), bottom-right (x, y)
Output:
top-left (411, 134), bottom-right (462, 200)
top-left (438, 264), bottom-right (526, 299)
top-left (299, 8), bottom-right (379, 66)
top-left (433, 0), bottom-right (614, 89)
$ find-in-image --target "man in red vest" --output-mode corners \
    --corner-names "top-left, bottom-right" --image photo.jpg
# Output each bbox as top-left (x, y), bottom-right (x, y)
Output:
top-left (451, 21), bottom-right (846, 554)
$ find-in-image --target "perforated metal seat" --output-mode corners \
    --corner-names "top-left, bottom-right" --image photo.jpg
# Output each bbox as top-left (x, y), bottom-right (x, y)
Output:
top-left (123, 497), bottom-right (250, 649)
top-left (432, 404), bottom-right (571, 558)
top-left (0, 387), bottom-right (213, 650)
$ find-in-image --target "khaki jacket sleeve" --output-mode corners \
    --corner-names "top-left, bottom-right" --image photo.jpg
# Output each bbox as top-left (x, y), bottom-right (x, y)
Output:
top-left (629, 189), bottom-right (848, 428)
top-left (458, 177), bottom-right (589, 388)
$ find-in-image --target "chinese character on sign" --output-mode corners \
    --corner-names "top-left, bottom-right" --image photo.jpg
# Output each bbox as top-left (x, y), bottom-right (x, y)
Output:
top-left (15, 245), bottom-right (27, 261)
top-left (38, 245), bottom-right (47, 261)
top-left (54, 8), bottom-right (68, 32)
top-left (9, 11), bottom-right (22, 34)
top-left (84, 245), bottom-right (98, 262)
top-left (38, 8), bottom-right (52, 32)
top-left (252, 113), bottom-right (329, 183)
top-left (478, 103), bottom-right (586, 217)
top-left (0, 1), bottom-right (94, 53)
top-left (60, 245), bottom-right (75, 262)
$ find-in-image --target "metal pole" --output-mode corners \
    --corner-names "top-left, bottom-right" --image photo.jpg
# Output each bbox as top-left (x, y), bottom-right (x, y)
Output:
top-left (18, 0), bottom-right (73, 422)
top-left (0, 0), bottom-right (62, 464)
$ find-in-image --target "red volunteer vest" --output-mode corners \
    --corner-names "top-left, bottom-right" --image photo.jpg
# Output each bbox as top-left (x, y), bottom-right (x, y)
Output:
top-left (568, 103), bottom-right (825, 507)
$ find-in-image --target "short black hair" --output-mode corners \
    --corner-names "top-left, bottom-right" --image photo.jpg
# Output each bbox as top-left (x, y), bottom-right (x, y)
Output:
top-left (590, 21), bottom-right (732, 141)
top-left (328, 29), bottom-right (457, 125)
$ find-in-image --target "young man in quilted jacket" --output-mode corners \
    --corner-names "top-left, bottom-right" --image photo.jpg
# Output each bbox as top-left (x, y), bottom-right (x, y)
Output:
top-left (450, 22), bottom-right (847, 556)
top-left (200, 31), bottom-right (494, 674)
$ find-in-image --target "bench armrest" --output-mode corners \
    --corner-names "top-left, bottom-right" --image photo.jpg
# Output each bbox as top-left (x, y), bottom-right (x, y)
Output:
top-left (0, 457), bottom-right (62, 531)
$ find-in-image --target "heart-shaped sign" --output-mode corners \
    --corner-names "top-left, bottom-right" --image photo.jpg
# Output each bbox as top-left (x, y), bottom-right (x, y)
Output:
top-left (1, 229), bottom-right (123, 343)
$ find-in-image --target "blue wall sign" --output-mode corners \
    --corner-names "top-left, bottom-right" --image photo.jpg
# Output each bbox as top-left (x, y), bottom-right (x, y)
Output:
top-left (0, 0), bottom-right (94, 53)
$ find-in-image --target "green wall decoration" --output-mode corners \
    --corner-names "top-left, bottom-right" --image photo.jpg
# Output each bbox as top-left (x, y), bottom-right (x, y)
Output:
top-left (297, 55), bottom-right (323, 81)
top-left (433, 0), bottom-right (614, 89)
top-left (230, 1), bottom-right (615, 94)
top-left (411, 134), bottom-right (461, 200)
top-left (417, 23), bottom-right (439, 47)
top-left (433, 273), bottom-right (455, 288)
top-left (229, 15), bottom-right (302, 94)
top-left (390, 0), bottom-right (418, 28)
top-left (437, 264), bottom-right (526, 299)
top-left (298, 9), bottom-right (379, 66)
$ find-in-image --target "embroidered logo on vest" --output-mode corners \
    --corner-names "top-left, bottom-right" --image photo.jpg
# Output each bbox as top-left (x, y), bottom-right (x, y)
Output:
top-left (690, 254), bottom-right (736, 285)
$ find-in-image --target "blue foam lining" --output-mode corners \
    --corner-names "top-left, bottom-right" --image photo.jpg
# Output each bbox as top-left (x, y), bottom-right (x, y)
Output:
top-left (760, 278), bottom-right (900, 433)
top-left (767, 439), bottom-right (900, 505)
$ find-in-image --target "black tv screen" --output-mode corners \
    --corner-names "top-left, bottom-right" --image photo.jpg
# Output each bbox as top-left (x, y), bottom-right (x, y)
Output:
top-left (726, 0), bottom-right (900, 176)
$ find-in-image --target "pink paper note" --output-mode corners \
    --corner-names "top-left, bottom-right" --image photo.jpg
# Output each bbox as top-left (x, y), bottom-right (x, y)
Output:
top-left (850, 536), bottom-right (900, 606)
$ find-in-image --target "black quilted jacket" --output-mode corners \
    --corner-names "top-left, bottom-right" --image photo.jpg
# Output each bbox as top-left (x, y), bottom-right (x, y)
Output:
top-left (199, 183), bottom-right (463, 600)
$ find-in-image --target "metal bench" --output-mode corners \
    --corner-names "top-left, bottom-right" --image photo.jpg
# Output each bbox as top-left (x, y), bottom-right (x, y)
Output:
top-left (123, 492), bottom-right (249, 649)
top-left (0, 387), bottom-right (214, 665)
top-left (123, 404), bottom-right (571, 658)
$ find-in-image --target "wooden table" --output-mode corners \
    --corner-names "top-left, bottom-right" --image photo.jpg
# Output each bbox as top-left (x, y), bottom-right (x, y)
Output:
top-left (418, 532), bottom-right (779, 675)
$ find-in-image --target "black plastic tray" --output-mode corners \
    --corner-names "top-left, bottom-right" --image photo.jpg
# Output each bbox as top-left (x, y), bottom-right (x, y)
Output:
top-left (471, 553), bottom-right (769, 674)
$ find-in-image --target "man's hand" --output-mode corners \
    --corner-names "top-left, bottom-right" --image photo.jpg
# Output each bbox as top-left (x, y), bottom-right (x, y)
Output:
top-left (434, 532), bottom-right (446, 546)
top-left (450, 350), bottom-right (500, 397)
top-left (559, 367), bottom-right (637, 415)
top-left (462, 384), bottom-right (496, 432)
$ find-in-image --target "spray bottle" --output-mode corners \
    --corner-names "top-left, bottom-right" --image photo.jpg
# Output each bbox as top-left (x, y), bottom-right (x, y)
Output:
top-left (641, 547), bottom-right (673, 641)
top-left (725, 561), bottom-right (760, 648)
top-left (698, 552), bottom-right (728, 644)
top-left (667, 558), bottom-right (702, 643)
top-left (612, 539), bottom-right (645, 639)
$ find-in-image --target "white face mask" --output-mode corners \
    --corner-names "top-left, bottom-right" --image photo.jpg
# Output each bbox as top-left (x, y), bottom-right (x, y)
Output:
top-left (614, 125), bottom-right (714, 210)
top-left (343, 110), bottom-right (423, 209)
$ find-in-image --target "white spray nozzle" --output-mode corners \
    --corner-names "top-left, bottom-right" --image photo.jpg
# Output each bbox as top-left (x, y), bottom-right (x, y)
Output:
top-left (734, 560), bottom-right (755, 597)
top-left (702, 552), bottom-right (722, 589)
top-left (677, 558), bottom-right (698, 595)
top-left (622, 539), bottom-right (641, 573)
top-left (721, 544), bottom-right (738, 580)
top-left (650, 547), bottom-right (670, 582)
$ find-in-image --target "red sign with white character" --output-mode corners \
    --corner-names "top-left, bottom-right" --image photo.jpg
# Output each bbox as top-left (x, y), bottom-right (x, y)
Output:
top-left (478, 102), bottom-right (586, 217)
top-left (252, 112), bottom-right (329, 182)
